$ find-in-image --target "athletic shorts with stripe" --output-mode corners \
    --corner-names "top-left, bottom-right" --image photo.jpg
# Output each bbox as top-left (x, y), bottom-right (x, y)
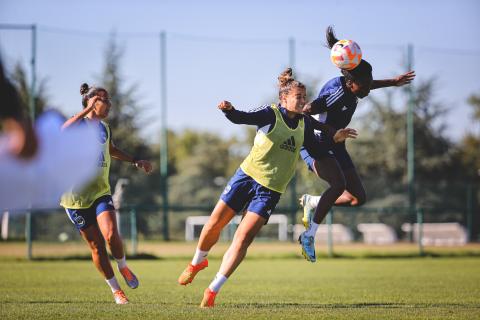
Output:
top-left (220, 168), bottom-right (281, 220)
top-left (65, 195), bottom-right (115, 230)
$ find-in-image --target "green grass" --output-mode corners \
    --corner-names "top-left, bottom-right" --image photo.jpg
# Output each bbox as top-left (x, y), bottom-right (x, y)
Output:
top-left (1, 258), bottom-right (480, 319)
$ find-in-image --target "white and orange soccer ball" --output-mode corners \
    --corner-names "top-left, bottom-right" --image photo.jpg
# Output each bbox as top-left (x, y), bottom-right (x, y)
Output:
top-left (330, 39), bottom-right (362, 70)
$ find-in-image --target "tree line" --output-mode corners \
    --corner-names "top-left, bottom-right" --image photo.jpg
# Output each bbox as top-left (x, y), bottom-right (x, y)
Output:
top-left (7, 38), bottom-right (479, 240)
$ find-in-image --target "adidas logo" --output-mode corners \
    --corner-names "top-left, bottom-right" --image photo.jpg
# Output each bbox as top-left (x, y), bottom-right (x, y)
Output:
top-left (280, 136), bottom-right (296, 152)
top-left (341, 106), bottom-right (348, 111)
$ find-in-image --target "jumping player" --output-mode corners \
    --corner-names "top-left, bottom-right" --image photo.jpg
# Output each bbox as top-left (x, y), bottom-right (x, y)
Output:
top-left (177, 68), bottom-right (353, 308)
top-left (298, 26), bottom-right (416, 262)
top-left (60, 84), bottom-right (152, 304)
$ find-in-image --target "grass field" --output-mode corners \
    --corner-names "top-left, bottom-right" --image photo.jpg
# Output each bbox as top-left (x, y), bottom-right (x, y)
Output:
top-left (1, 242), bottom-right (480, 319)
top-left (3, 241), bottom-right (480, 259)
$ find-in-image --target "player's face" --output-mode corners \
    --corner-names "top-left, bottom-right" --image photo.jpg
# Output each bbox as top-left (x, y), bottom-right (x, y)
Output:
top-left (283, 86), bottom-right (306, 114)
top-left (94, 90), bottom-right (111, 118)
top-left (349, 78), bottom-right (372, 99)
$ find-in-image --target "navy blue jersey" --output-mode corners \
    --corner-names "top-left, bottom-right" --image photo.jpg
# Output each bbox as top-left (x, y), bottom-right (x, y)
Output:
top-left (223, 104), bottom-right (330, 161)
top-left (309, 76), bottom-right (358, 134)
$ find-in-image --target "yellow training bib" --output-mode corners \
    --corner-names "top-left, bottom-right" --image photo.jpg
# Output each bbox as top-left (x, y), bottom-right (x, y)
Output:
top-left (240, 104), bottom-right (304, 193)
top-left (60, 120), bottom-right (112, 209)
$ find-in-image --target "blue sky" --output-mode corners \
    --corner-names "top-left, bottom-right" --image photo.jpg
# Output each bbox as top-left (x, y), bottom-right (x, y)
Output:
top-left (1, 0), bottom-right (479, 143)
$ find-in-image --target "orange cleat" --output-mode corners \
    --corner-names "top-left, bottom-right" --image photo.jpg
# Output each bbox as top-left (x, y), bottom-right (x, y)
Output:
top-left (178, 259), bottom-right (208, 286)
top-left (113, 289), bottom-right (129, 305)
top-left (200, 288), bottom-right (217, 308)
top-left (119, 266), bottom-right (139, 289)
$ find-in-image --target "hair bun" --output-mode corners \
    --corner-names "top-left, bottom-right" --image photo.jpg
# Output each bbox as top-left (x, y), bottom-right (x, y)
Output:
top-left (80, 83), bottom-right (89, 95)
top-left (278, 68), bottom-right (294, 87)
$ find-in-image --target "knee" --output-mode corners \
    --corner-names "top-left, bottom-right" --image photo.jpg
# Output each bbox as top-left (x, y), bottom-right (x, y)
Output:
top-left (88, 239), bottom-right (106, 255)
top-left (352, 191), bottom-right (367, 207)
top-left (355, 193), bottom-right (367, 206)
top-left (104, 230), bottom-right (119, 246)
top-left (204, 220), bottom-right (224, 234)
top-left (234, 232), bottom-right (255, 250)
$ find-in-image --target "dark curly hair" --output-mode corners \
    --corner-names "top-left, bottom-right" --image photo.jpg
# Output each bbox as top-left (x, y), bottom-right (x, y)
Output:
top-left (80, 83), bottom-right (108, 108)
top-left (326, 25), bottom-right (372, 84)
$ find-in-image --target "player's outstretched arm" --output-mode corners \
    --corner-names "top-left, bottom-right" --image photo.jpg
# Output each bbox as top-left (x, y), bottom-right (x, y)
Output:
top-left (109, 140), bottom-right (152, 174)
top-left (218, 100), bottom-right (234, 111)
top-left (219, 100), bottom-right (272, 127)
top-left (371, 71), bottom-right (416, 90)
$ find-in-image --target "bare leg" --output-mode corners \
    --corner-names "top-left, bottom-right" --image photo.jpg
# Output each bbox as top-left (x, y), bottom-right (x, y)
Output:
top-left (197, 200), bottom-right (236, 251)
top-left (178, 200), bottom-right (238, 286)
top-left (97, 210), bottom-right (124, 260)
top-left (333, 168), bottom-right (366, 207)
top-left (218, 212), bottom-right (266, 277)
top-left (80, 224), bottom-right (114, 279)
top-left (334, 191), bottom-right (355, 205)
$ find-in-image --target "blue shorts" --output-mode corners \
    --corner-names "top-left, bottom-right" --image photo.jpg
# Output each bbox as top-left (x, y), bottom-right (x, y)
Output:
top-left (65, 195), bottom-right (115, 230)
top-left (300, 143), bottom-right (354, 172)
top-left (220, 168), bottom-right (281, 219)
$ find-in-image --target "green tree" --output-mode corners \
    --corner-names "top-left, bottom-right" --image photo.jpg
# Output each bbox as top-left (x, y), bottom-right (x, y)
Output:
top-left (348, 78), bottom-right (461, 209)
top-left (96, 36), bottom-right (155, 210)
top-left (10, 62), bottom-right (48, 117)
top-left (458, 92), bottom-right (480, 240)
top-left (459, 93), bottom-right (480, 179)
top-left (168, 130), bottom-right (241, 206)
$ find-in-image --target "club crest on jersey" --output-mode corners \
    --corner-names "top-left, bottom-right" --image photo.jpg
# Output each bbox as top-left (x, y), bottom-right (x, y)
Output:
top-left (280, 136), bottom-right (296, 152)
top-left (72, 212), bottom-right (85, 227)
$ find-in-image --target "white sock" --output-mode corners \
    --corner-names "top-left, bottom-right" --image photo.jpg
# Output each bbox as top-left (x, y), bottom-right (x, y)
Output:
top-left (115, 256), bottom-right (127, 269)
top-left (191, 248), bottom-right (209, 265)
top-left (208, 273), bottom-right (228, 293)
top-left (305, 222), bottom-right (319, 237)
top-left (106, 276), bottom-right (121, 293)
top-left (308, 195), bottom-right (321, 208)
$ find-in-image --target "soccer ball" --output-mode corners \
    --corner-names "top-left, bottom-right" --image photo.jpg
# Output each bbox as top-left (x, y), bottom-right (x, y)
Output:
top-left (330, 39), bottom-right (362, 70)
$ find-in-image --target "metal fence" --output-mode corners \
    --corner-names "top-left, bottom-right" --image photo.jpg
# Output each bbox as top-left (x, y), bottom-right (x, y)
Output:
top-left (1, 201), bottom-right (476, 260)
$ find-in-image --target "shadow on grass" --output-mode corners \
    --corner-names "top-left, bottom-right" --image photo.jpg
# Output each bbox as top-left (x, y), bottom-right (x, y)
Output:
top-left (227, 302), bottom-right (480, 309)
top-left (3, 300), bottom-right (104, 304)
top-left (3, 300), bottom-right (479, 309)
top-left (24, 250), bottom-right (480, 262)
top-left (30, 252), bottom-right (160, 261)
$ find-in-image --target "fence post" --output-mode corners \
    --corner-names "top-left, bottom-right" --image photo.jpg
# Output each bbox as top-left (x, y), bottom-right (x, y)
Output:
top-left (326, 209), bottom-right (334, 258)
top-left (416, 208), bottom-right (424, 256)
top-left (466, 183), bottom-right (473, 242)
top-left (26, 213), bottom-right (32, 260)
top-left (130, 208), bottom-right (137, 256)
top-left (159, 30), bottom-right (170, 241)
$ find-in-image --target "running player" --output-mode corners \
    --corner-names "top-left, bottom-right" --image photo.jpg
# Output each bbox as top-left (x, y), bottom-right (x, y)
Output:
top-left (60, 83), bottom-right (152, 304)
top-left (177, 68), bottom-right (353, 308)
top-left (298, 26), bottom-right (415, 262)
